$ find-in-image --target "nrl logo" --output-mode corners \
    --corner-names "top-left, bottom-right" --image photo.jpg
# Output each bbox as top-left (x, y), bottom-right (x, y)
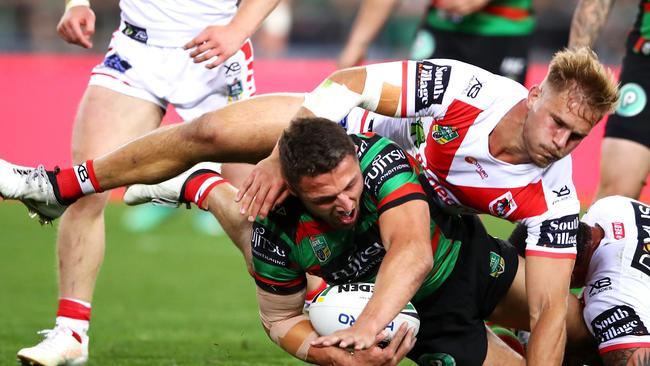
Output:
top-left (489, 251), bottom-right (505, 278)
top-left (310, 235), bottom-right (331, 262)
top-left (431, 124), bottom-right (459, 144)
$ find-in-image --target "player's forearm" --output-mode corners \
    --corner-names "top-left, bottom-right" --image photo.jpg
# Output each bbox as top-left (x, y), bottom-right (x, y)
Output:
top-left (527, 302), bottom-right (568, 365)
top-left (230, 0), bottom-right (283, 39)
top-left (568, 0), bottom-right (614, 48)
top-left (355, 240), bottom-right (432, 336)
top-left (345, 0), bottom-right (400, 50)
top-left (525, 256), bottom-right (574, 366)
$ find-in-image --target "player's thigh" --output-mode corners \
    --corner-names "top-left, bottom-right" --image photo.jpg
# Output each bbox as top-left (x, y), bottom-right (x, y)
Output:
top-left (71, 85), bottom-right (164, 162)
top-left (221, 163), bottom-right (255, 189)
top-left (487, 255), bottom-right (529, 330)
top-left (483, 326), bottom-right (525, 366)
top-left (598, 137), bottom-right (650, 199)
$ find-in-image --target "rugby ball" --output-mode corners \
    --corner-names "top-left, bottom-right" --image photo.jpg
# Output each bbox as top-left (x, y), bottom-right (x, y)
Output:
top-left (308, 282), bottom-right (420, 341)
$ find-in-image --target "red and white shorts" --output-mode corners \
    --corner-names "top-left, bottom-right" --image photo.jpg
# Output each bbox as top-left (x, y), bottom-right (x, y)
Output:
top-left (89, 26), bottom-right (255, 120)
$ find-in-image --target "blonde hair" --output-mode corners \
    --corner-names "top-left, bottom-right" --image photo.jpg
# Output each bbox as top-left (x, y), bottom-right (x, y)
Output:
top-left (544, 47), bottom-right (619, 123)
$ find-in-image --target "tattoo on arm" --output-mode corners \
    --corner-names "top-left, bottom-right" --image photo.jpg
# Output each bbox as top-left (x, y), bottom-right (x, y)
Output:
top-left (603, 348), bottom-right (650, 366)
top-left (568, 0), bottom-right (615, 48)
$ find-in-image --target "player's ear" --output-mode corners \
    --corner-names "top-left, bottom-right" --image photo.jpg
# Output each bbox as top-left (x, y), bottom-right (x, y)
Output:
top-left (526, 85), bottom-right (542, 108)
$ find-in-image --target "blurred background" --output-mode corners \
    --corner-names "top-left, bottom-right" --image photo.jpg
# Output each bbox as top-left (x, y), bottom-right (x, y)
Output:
top-left (0, 1), bottom-right (647, 365)
top-left (0, 0), bottom-right (638, 61)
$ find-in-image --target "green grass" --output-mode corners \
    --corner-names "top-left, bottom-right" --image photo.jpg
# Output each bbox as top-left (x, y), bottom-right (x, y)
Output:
top-left (0, 203), bottom-right (515, 365)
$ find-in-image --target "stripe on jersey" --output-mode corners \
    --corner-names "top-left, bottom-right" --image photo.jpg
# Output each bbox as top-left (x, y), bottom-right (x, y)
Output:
top-left (450, 182), bottom-right (547, 221)
top-left (377, 183), bottom-right (426, 212)
top-left (599, 342), bottom-right (650, 354)
top-left (253, 272), bottom-right (306, 295)
top-left (359, 110), bottom-right (371, 133)
top-left (525, 249), bottom-right (576, 259)
top-left (425, 99), bottom-right (482, 180)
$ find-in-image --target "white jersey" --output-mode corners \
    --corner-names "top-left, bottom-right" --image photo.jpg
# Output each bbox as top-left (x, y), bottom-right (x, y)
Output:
top-left (342, 59), bottom-right (580, 258)
top-left (581, 196), bottom-right (650, 354)
top-left (119, 0), bottom-right (238, 47)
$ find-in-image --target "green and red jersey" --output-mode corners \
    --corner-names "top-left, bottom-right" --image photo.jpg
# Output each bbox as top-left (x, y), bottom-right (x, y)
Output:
top-left (629, 0), bottom-right (650, 54)
top-left (251, 133), bottom-right (463, 304)
top-left (425, 0), bottom-right (534, 36)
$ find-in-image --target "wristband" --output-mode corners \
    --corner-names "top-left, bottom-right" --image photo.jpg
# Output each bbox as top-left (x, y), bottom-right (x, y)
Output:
top-left (65, 0), bottom-right (90, 12)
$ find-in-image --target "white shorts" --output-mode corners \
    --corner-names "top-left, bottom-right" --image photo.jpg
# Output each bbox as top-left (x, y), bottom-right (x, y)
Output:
top-left (89, 25), bottom-right (255, 120)
top-left (583, 240), bottom-right (650, 354)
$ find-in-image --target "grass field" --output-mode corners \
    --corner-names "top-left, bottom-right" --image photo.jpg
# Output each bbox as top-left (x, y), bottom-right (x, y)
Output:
top-left (0, 202), bottom-right (514, 365)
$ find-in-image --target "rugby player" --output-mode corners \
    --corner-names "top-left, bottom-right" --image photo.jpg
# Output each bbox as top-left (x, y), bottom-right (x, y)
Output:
top-left (570, 0), bottom-right (650, 200)
top-left (511, 196), bottom-right (650, 366)
top-left (15, 0), bottom-right (280, 364)
top-left (125, 118), bottom-right (527, 365)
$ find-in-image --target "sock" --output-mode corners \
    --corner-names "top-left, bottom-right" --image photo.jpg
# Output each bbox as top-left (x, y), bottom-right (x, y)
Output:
top-left (56, 298), bottom-right (91, 342)
top-left (55, 160), bottom-right (103, 203)
top-left (181, 170), bottom-right (227, 210)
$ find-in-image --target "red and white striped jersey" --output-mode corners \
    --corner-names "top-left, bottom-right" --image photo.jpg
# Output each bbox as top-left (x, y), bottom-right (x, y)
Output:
top-left (341, 59), bottom-right (579, 258)
top-left (119, 0), bottom-right (238, 47)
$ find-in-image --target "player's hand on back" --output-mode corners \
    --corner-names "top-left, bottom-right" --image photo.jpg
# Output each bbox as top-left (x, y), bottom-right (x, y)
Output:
top-left (235, 155), bottom-right (288, 222)
top-left (337, 43), bottom-right (367, 69)
top-left (57, 5), bottom-right (96, 49)
top-left (184, 24), bottom-right (247, 69)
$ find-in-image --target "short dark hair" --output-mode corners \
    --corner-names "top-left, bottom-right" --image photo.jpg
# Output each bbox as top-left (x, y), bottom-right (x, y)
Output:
top-left (279, 117), bottom-right (356, 188)
top-left (574, 221), bottom-right (593, 270)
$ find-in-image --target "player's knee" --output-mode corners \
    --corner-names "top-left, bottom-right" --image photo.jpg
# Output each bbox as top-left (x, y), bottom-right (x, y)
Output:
top-left (63, 192), bottom-right (111, 218)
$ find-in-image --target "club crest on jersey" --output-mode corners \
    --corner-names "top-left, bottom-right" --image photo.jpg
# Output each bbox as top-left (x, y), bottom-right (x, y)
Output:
top-left (489, 192), bottom-right (517, 218)
top-left (489, 252), bottom-right (505, 278)
top-left (431, 124), bottom-right (459, 144)
top-left (310, 235), bottom-right (331, 262)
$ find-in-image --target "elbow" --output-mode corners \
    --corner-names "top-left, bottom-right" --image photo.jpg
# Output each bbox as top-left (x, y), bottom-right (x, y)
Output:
top-left (414, 252), bottom-right (433, 281)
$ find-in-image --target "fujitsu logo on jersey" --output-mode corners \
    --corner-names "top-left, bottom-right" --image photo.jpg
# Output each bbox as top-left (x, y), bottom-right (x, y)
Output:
top-left (364, 148), bottom-right (409, 193)
top-left (612, 222), bottom-right (625, 240)
top-left (537, 214), bottom-right (579, 248)
top-left (251, 226), bottom-right (289, 267)
top-left (330, 242), bottom-right (385, 282)
top-left (591, 305), bottom-right (649, 343)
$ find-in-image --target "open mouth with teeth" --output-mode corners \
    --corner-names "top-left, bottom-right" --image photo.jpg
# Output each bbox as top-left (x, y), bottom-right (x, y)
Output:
top-left (338, 208), bottom-right (357, 226)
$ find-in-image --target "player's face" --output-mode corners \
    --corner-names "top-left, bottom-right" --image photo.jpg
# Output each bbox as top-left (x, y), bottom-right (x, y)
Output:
top-left (294, 154), bottom-right (364, 229)
top-left (523, 85), bottom-right (596, 167)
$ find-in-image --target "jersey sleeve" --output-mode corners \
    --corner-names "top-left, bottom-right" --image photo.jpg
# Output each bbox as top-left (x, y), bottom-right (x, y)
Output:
top-left (342, 107), bottom-right (422, 157)
top-left (353, 133), bottom-right (428, 215)
top-left (251, 220), bottom-right (306, 295)
top-left (521, 157), bottom-right (580, 259)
